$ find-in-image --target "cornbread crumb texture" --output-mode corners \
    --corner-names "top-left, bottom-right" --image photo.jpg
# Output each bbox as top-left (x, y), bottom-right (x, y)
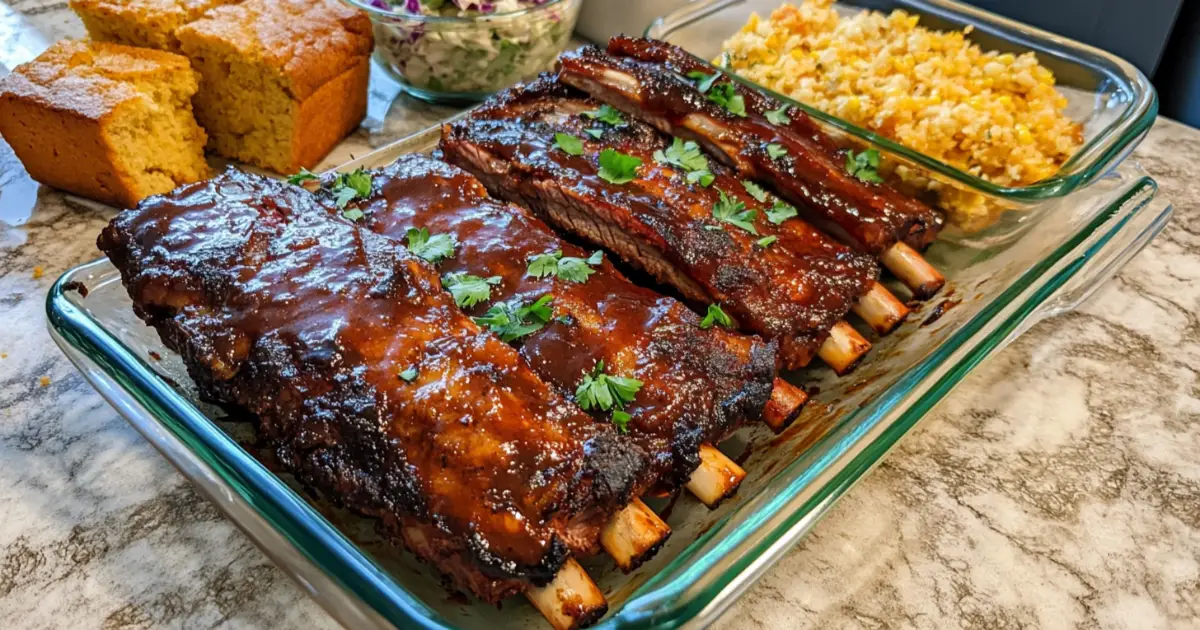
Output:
top-left (721, 0), bottom-right (1084, 231)
top-left (0, 40), bottom-right (210, 208)
top-left (69, 0), bottom-right (237, 51)
top-left (176, 0), bottom-right (373, 173)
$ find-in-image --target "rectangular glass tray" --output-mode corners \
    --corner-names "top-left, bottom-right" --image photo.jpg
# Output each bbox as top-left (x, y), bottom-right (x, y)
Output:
top-left (47, 122), bottom-right (1171, 629)
top-left (645, 0), bottom-right (1159, 228)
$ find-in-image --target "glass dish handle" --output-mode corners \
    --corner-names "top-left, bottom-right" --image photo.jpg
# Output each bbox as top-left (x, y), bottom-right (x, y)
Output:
top-left (1001, 173), bottom-right (1172, 347)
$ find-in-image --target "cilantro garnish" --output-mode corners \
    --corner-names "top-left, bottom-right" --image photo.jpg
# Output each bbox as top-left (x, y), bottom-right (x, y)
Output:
top-left (742, 180), bottom-right (769, 202)
top-left (711, 189), bottom-right (757, 234)
top-left (575, 360), bottom-right (643, 413)
top-left (653, 138), bottom-right (714, 187)
top-left (756, 235), bottom-right (778, 248)
top-left (706, 83), bottom-right (747, 117)
top-left (700, 303), bottom-right (733, 329)
top-left (287, 167), bottom-right (319, 186)
top-left (765, 201), bottom-right (798, 225)
top-left (597, 149), bottom-right (642, 185)
top-left (399, 366), bottom-right (419, 382)
top-left (554, 133), bottom-right (584, 156)
top-left (404, 227), bottom-right (456, 264)
top-left (764, 105), bottom-right (791, 125)
top-left (329, 168), bottom-right (373, 208)
top-left (526, 250), bottom-right (604, 283)
top-left (584, 128), bottom-right (605, 139)
top-left (342, 208), bottom-right (365, 222)
top-left (583, 104), bottom-right (625, 126)
top-left (611, 410), bottom-right (632, 434)
top-left (687, 70), bottom-right (721, 94)
top-left (473, 295), bottom-right (554, 343)
top-left (441, 272), bottom-right (500, 308)
top-left (766, 143), bottom-right (788, 160)
top-left (845, 149), bottom-right (883, 183)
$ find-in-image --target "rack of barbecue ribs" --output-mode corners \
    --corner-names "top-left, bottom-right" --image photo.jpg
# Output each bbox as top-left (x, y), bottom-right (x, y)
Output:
top-left (98, 170), bottom-right (672, 629)
top-left (439, 76), bottom-right (910, 373)
top-left (556, 36), bottom-right (947, 299)
top-left (317, 154), bottom-right (804, 513)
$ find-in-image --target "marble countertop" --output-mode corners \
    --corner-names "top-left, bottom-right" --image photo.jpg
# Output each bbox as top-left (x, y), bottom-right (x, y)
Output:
top-left (2, 3), bottom-right (1199, 629)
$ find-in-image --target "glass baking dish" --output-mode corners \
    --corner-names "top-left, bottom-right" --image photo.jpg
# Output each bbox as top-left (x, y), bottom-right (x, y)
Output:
top-left (645, 0), bottom-right (1159, 233)
top-left (48, 120), bottom-right (1170, 630)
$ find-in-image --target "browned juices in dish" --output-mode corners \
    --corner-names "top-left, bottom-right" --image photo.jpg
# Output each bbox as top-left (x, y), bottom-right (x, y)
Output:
top-left (97, 170), bottom-right (648, 603)
top-left (345, 155), bottom-right (778, 489)
top-left (439, 76), bottom-right (877, 370)
top-left (557, 36), bottom-right (945, 256)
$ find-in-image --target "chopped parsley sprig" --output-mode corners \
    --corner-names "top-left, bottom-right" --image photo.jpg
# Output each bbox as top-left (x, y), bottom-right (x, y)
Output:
top-left (764, 105), bottom-right (791, 125)
top-left (553, 133), bottom-right (584, 156)
top-left (575, 360), bottom-right (643, 432)
top-left (330, 168), bottom-right (373, 209)
top-left (442, 272), bottom-right (500, 308)
top-left (404, 227), bottom-right (456, 264)
top-left (765, 201), bottom-right (798, 225)
top-left (654, 138), bottom-right (714, 187)
top-left (845, 148), bottom-right (883, 183)
top-left (474, 295), bottom-right (554, 343)
top-left (711, 189), bottom-right (758, 234)
top-left (527, 250), bottom-right (604, 283)
top-left (687, 71), bottom-right (746, 117)
top-left (700, 304), bottom-right (733, 329)
top-left (583, 104), bottom-right (625, 126)
top-left (597, 149), bottom-right (642, 184)
top-left (766, 143), bottom-right (788, 160)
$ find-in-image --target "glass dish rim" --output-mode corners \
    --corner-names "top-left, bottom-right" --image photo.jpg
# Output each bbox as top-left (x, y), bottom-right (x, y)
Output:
top-left (644, 0), bottom-right (1160, 203)
top-left (342, 0), bottom-right (572, 25)
top-left (45, 165), bottom-right (1165, 629)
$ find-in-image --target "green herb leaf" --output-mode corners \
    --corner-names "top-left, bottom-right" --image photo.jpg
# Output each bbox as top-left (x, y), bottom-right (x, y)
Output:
top-left (705, 83), bottom-right (747, 117)
top-left (404, 227), bottom-right (456, 264)
top-left (653, 137), bottom-right (714, 188)
top-left (845, 149), bottom-right (884, 183)
top-left (473, 295), bottom-right (554, 343)
top-left (399, 366), bottom-right (419, 382)
top-left (742, 180), bottom-right (769, 202)
top-left (328, 167), bottom-right (374, 208)
top-left (342, 208), bottom-right (365, 222)
top-left (575, 360), bottom-right (643, 412)
top-left (553, 132), bottom-right (584, 156)
top-left (611, 410), bottom-right (632, 434)
top-left (287, 167), bottom-right (319, 186)
top-left (526, 250), bottom-right (604, 283)
top-left (583, 104), bottom-right (625, 126)
top-left (700, 303), bottom-right (733, 329)
top-left (764, 105), bottom-right (791, 125)
top-left (766, 143), bottom-right (788, 160)
top-left (442, 272), bottom-right (500, 308)
top-left (765, 201), bottom-right (798, 225)
top-left (711, 189), bottom-right (758, 234)
top-left (756, 235), bottom-right (778, 248)
top-left (687, 70), bottom-right (721, 94)
top-left (597, 148), bottom-right (642, 185)
top-left (584, 127), bottom-right (605, 139)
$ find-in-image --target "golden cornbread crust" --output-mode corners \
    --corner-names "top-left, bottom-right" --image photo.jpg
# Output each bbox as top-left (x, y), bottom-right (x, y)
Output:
top-left (69, 0), bottom-right (238, 52)
top-left (0, 40), bottom-right (210, 208)
top-left (176, 0), bottom-right (373, 173)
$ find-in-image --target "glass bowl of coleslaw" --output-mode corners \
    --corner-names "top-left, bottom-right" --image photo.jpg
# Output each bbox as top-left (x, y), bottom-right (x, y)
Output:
top-left (345, 0), bottom-right (582, 103)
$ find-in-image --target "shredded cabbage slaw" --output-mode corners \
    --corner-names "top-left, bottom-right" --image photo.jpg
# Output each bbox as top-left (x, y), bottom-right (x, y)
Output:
top-left (368, 0), bottom-right (578, 96)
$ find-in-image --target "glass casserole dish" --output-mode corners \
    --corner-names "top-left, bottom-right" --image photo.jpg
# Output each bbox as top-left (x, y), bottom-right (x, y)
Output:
top-left (645, 0), bottom-right (1159, 234)
top-left (49, 119), bottom-right (1170, 628)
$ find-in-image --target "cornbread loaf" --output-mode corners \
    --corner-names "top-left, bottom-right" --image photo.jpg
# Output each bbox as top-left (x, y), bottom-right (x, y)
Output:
top-left (176, 0), bottom-right (373, 174)
top-left (69, 0), bottom-right (239, 52)
top-left (0, 40), bottom-right (210, 208)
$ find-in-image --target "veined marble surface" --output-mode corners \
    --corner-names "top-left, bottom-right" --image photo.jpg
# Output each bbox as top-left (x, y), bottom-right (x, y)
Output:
top-left (1, 3), bottom-right (1199, 629)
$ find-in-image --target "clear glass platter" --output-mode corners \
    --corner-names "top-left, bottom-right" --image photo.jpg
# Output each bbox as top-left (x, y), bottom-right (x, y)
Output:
top-left (48, 119), bottom-right (1171, 628)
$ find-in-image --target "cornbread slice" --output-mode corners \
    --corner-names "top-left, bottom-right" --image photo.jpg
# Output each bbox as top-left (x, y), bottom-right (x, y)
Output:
top-left (176, 0), bottom-right (373, 174)
top-left (0, 40), bottom-right (210, 208)
top-left (69, 0), bottom-right (239, 52)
